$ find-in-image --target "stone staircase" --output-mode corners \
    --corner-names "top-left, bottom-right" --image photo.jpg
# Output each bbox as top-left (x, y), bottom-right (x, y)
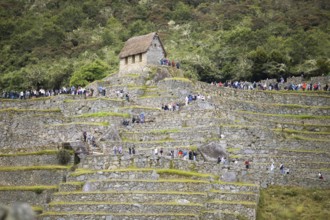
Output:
top-left (39, 165), bottom-right (259, 220)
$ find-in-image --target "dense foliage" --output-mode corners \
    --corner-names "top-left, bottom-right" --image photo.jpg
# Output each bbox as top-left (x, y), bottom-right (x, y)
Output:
top-left (0, 0), bottom-right (329, 91)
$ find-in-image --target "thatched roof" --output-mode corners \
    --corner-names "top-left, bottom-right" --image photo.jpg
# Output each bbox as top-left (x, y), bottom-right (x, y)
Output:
top-left (119, 32), bottom-right (166, 59)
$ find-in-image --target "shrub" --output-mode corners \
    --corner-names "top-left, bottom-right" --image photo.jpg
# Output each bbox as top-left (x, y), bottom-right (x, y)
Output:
top-left (57, 149), bottom-right (71, 165)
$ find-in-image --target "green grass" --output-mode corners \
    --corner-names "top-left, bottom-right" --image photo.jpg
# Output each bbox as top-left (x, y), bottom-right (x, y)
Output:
top-left (0, 108), bottom-right (61, 113)
top-left (257, 186), bottom-right (330, 220)
top-left (285, 134), bottom-right (330, 142)
top-left (212, 180), bottom-right (259, 187)
top-left (119, 105), bottom-right (161, 110)
top-left (64, 97), bottom-right (123, 103)
top-left (0, 150), bottom-right (58, 157)
top-left (236, 110), bottom-right (330, 120)
top-left (261, 89), bottom-right (330, 98)
top-left (73, 112), bottom-right (130, 118)
top-left (71, 168), bottom-right (218, 179)
top-left (50, 122), bottom-right (110, 126)
top-left (0, 97), bottom-right (51, 102)
top-left (55, 190), bottom-right (207, 196)
top-left (156, 169), bottom-right (218, 179)
top-left (49, 201), bottom-right (203, 206)
top-left (0, 185), bottom-right (58, 191)
top-left (163, 77), bottom-right (192, 83)
top-left (40, 212), bottom-right (198, 217)
top-left (273, 128), bottom-right (330, 135)
top-left (0, 165), bottom-right (70, 172)
top-left (88, 178), bottom-right (209, 184)
top-left (208, 200), bottom-right (257, 206)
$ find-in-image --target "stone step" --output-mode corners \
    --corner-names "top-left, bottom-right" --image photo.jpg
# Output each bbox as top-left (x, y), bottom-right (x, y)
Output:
top-left (0, 166), bottom-right (68, 186)
top-left (52, 191), bottom-right (207, 204)
top-left (206, 200), bottom-right (256, 220)
top-left (39, 212), bottom-right (199, 220)
top-left (47, 202), bottom-right (204, 214)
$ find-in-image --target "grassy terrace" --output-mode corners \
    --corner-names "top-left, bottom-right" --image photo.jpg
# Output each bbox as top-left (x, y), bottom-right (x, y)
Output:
top-left (64, 97), bottom-right (123, 103)
top-left (163, 77), bottom-right (193, 83)
top-left (0, 97), bottom-right (52, 102)
top-left (252, 118), bottom-right (330, 128)
top-left (273, 128), bottom-right (330, 135)
top-left (119, 105), bottom-right (161, 111)
top-left (260, 90), bottom-right (330, 98)
top-left (0, 185), bottom-right (58, 191)
top-left (73, 111), bottom-right (130, 118)
top-left (226, 97), bottom-right (330, 109)
top-left (257, 186), bottom-right (330, 220)
top-left (49, 201), bottom-right (203, 206)
top-left (0, 108), bottom-right (61, 113)
top-left (0, 150), bottom-right (58, 157)
top-left (208, 200), bottom-right (257, 206)
top-left (0, 165), bottom-right (70, 171)
top-left (50, 122), bottom-right (109, 126)
top-left (54, 190), bottom-right (207, 196)
top-left (40, 212), bottom-right (199, 217)
top-left (236, 110), bottom-right (330, 120)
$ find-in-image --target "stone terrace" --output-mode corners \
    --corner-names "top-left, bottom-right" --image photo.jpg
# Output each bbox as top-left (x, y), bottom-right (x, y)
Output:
top-left (0, 68), bottom-right (329, 219)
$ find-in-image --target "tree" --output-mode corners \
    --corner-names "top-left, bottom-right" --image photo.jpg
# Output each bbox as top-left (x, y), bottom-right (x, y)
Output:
top-left (70, 60), bottom-right (108, 87)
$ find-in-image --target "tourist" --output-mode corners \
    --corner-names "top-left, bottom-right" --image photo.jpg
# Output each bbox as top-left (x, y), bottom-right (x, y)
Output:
top-left (318, 172), bottom-right (324, 180)
top-left (245, 160), bottom-right (250, 169)
top-left (113, 146), bottom-right (118, 155)
top-left (83, 131), bottom-right (87, 142)
top-left (280, 163), bottom-right (285, 174)
top-left (132, 146), bottom-right (136, 155)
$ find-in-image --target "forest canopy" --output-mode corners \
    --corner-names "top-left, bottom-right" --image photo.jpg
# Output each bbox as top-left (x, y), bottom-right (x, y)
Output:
top-left (0, 0), bottom-right (329, 91)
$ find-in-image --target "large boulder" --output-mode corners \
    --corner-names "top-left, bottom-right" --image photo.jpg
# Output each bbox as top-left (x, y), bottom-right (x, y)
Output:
top-left (198, 141), bottom-right (227, 161)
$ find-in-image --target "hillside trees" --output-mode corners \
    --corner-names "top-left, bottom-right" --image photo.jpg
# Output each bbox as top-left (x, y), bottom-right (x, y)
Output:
top-left (0, 0), bottom-right (329, 91)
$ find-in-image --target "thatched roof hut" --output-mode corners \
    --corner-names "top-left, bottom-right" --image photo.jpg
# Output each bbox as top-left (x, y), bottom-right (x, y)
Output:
top-left (118, 32), bottom-right (166, 74)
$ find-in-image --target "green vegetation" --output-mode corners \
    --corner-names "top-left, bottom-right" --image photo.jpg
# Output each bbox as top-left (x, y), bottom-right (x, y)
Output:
top-left (1, 0), bottom-right (328, 91)
top-left (0, 150), bottom-right (58, 157)
top-left (257, 186), bottom-right (330, 220)
top-left (156, 169), bottom-right (217, 179)
top-left (51, 122), bottom-right (109, 126)
top-left (40, 212), bottom-right (198, 217)
top-left (49, 201), bottom-right (203, 206)
top-left (0, 185), bottom-right (58, 192)
top-left (119, 106), bottom-right (161, 111)
top-left (74, 112), bottom-right (130, 118)
top-left (64, 97), bottom-right (123, 103)
top-left (273, 128), bottom-right (330, 135)
top-left (0, 108), bottom-right (61, 113)
top-left (236, 110), bottom-right (330, 120)
top-left (0, 165), bottom-right (70, 172)
top-left (163, 77), bottom-right (193, 83)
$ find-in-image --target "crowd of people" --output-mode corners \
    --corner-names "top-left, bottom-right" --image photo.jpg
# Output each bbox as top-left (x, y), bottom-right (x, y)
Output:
top-left (160, 58), bottom-right (180, 69)
top-left (1, 86), bottom-right (95, 99)
top-left (211, 79), bottom-right (329, 92)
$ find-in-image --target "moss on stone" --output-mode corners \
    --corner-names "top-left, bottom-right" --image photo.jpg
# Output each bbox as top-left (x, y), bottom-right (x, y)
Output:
top-left (273, 128), bottom-right (330, 135)
top-left (40, 212), bottom-right (199, 217)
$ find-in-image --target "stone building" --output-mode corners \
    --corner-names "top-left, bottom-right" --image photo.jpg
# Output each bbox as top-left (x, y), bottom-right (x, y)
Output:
top-left (118, 32), bottom-right (167, 74)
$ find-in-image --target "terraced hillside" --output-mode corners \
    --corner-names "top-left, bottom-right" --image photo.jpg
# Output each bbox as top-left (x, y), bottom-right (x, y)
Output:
top-left (0, 68), bottom-right (329, 220)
